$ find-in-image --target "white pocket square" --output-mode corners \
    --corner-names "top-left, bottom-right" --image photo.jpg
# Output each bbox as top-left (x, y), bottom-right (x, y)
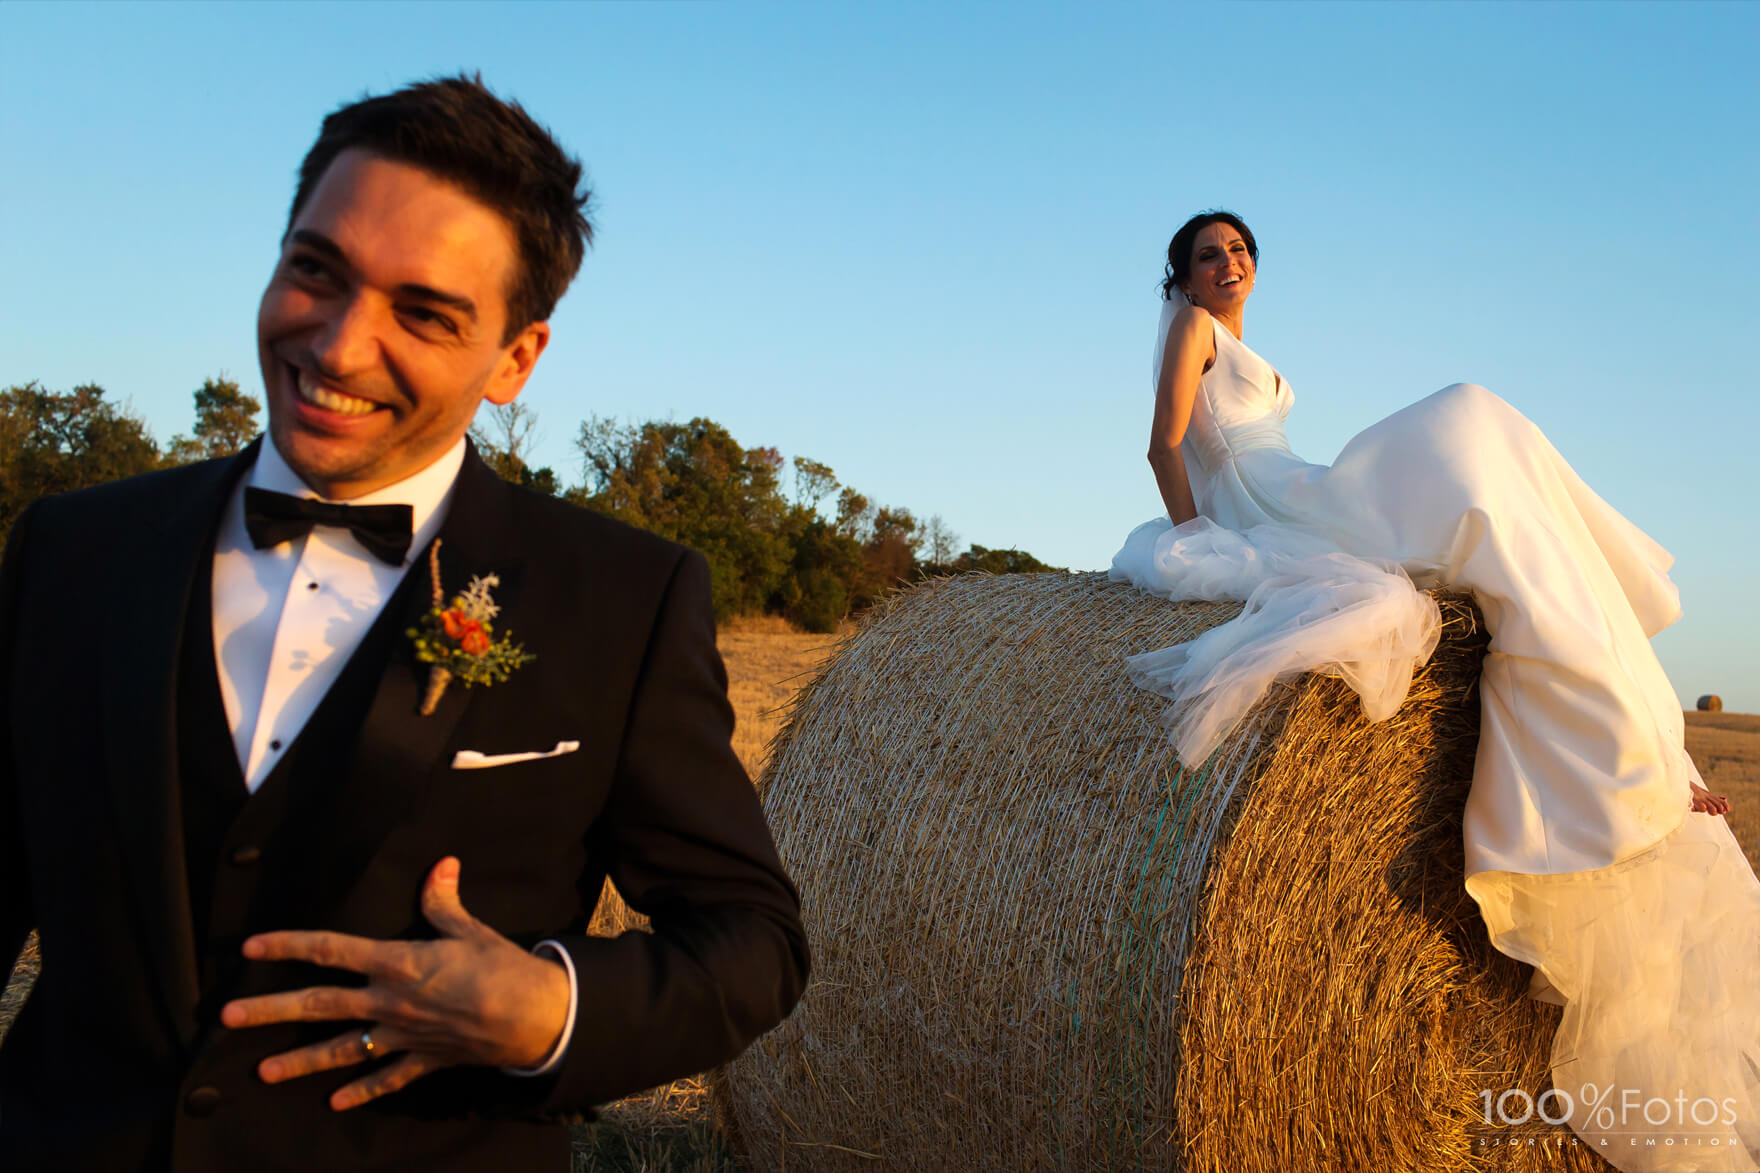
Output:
top-left (450, 740), bottom-right (581, 770)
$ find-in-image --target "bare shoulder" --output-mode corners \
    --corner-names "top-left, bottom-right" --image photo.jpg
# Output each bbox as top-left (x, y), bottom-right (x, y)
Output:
top-left (1165, 304), bottom-right (1217, 360)
top-left (1169, 302), bottom-right (1214, 337)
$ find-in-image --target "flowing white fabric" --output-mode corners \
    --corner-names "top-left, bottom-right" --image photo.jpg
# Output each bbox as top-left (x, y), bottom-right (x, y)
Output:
top-left (1112, 516), bottom-right (1440, 766)
top-left (1470, 813), bottom-right (1760, 1168)
top-left (1110, 300), bottom-right (1760, 1170)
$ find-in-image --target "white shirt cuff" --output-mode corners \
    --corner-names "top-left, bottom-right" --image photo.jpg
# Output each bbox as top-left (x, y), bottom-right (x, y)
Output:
top-left (501, 939), bottom-right (577, 1078)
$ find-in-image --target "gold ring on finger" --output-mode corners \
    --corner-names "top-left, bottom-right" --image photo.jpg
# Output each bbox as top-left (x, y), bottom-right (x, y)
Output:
top-left (360, 1029), bottom-right (377, 1058)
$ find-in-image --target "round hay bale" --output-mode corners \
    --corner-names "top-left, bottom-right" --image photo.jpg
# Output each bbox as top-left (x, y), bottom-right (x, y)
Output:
top-left (713, 571), bottom-right (1611, 1172)
top-left (1698, 694), bottom-right (1724, 712)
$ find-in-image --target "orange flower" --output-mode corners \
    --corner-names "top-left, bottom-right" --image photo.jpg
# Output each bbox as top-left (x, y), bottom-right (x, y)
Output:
top-left (441, 609), bottom-right (470, 640)
top-left (460, 627), bottom-right (491, 657)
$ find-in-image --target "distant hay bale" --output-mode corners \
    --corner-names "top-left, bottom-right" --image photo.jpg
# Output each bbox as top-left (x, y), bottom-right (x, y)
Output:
top-left (1699, 694), bottom-right (1724, 712)
top-left (713, 572), bottom-right (1608, 1172)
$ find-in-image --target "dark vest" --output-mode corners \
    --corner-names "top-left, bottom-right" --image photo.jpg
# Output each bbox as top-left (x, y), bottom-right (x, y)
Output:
top-left (162, 544), bottom-right (566, 1171)
top-left (176, 552), bottom-right (421, 1017)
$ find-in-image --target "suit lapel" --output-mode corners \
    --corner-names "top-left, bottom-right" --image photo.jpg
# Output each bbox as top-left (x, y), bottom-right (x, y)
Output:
top-left (280, 445), bottom-right (530, 924)
top-left (98, 444), bottom-right (258, 1048)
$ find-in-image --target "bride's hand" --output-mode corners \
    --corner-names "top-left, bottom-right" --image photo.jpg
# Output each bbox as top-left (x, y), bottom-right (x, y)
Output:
top-left (1689, 781), bottom-right (1731, 816)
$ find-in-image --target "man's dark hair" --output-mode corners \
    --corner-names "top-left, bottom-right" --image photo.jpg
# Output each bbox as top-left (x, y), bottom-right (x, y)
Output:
top-left (288, 74), bottom-right (592, 342)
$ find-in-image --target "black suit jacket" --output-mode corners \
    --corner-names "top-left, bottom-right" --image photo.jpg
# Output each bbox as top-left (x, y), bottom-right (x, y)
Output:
top-left (0, 443), bottom-right (809, 1171)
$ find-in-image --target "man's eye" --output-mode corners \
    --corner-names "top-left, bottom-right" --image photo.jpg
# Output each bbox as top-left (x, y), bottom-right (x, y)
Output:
top-left (405, 306), bottom-right (459, 335)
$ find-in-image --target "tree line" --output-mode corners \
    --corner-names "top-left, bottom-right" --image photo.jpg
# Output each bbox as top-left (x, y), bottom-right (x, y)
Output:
top-left (2, 379), bottom-right (1062, 631)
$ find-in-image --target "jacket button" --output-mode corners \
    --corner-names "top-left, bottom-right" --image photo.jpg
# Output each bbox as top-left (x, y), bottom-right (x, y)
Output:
top-left (185, 1085), bottom-right (222, 1116)
top-left (229, 845), bottom-right (262, 866)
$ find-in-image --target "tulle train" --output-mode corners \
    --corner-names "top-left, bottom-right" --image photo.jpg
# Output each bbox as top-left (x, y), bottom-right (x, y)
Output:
top-left (1468, 813), bottom-right (1760, 1170)
top-left (1109, 516), bottom-right (1441, 766)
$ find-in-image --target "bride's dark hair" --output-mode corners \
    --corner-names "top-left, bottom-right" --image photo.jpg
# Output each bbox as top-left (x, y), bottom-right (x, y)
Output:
top-left (1162, 210), bottom-right (1257, 301)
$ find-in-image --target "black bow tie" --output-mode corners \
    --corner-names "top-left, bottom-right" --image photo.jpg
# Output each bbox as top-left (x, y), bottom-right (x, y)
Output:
top-left (243, 487), bottom-right (414, 567)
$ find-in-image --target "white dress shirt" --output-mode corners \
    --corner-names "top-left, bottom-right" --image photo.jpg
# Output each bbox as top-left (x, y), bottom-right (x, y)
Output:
top-left (212, 438), bottom-right (464, 791)
top-left (209, 436), bottom-right (576, 1077)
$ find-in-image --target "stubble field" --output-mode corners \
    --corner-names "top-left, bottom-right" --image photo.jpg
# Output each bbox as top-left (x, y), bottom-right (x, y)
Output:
top-left (2, 627), bottom-right (1754, 1172)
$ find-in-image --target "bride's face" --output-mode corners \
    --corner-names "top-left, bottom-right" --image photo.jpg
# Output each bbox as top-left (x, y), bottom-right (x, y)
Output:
top-left (1184, 223), bottom-right (1255, 314)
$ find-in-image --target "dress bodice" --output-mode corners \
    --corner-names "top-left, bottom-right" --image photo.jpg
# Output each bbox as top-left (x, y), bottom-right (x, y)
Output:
top-left (1148, 300), bottom-right (1318, 534)
top-left (1182, 319), bottom-right (1295, 478)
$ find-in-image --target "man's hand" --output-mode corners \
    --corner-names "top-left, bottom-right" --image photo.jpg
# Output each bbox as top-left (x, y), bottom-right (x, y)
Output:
top-left (220, 857), bottom-right (571, 1111)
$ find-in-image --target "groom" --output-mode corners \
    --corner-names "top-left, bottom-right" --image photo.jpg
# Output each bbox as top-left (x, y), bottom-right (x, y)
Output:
top-left (0, 77), bottom-right (808, 1171)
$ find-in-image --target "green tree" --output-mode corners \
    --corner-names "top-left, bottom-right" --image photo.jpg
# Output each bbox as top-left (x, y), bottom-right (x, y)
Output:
top-left (560, 410), bottom-right (1057, 627)
top-left (771, 509), bottom-right (863, 633)
top-left (573, 416), bottom-right (792, 620)
top-left (947, 544), bottom-right (1065, 575)
top-left (0, 382), bottom-right (161, 536)
top-left (833, 487), bottom-right (870, 538)
top-left (771, 457), bottom-right (865, 632)
top-left (853, 505), bottom-right (921, 610)
top-left (164, 375), bottom-right (261, 464)
top-left (791, 456), bottom-right (839, 512)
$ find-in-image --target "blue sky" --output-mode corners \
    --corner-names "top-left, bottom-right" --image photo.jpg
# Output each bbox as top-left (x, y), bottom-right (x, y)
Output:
top-left (3, 1), bottom-right (1755, 710)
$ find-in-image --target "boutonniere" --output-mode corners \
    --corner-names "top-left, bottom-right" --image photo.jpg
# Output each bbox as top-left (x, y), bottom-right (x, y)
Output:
top-left (409, 539), bottom-right (534, 715)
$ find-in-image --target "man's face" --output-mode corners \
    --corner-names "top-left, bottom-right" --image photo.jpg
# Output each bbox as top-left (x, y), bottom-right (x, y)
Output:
top-left (257, 148), bottom-right (548, 499)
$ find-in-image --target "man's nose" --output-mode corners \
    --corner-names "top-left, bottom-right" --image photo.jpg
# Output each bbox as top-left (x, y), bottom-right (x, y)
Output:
top-left (309, 293), bottom-right (382, 377)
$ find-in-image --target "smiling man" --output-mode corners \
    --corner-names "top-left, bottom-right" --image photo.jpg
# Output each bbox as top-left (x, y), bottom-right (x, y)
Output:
top-left (263, 148), bottom-right (541, 499)
top-left (0, 76), bottom-right (808, 1172)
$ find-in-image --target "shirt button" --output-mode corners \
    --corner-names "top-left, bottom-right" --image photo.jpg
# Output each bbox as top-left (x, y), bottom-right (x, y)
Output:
top-left (229, 845), bottom-right (262, 867)
top-left (185, 1085), bottom-right (222, 1116)
top-left (270, 739), bottom-right (282, 751)
top-left (307, 581), bottom-right (320, 591)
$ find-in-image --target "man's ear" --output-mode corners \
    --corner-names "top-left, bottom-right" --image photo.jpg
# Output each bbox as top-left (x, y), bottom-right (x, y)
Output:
top-left (485, 321), bottom-right (550, 407)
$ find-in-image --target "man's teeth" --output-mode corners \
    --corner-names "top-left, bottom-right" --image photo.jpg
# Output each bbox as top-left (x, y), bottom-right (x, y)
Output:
top-left (296, 371), bottom-right (376, 416)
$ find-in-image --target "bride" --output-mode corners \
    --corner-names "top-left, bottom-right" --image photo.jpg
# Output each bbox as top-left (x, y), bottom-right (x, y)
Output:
top-left (1111, 210), bottom-right (1759, 1171)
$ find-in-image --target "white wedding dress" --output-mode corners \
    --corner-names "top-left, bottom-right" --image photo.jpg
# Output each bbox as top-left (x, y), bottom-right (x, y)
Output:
top-left (1111, 299), bottom-right (1760, 1171)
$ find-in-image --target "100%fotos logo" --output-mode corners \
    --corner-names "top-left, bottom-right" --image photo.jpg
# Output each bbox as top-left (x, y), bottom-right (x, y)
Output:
top-left (1481, 1084), bottom-right (1739, 1129)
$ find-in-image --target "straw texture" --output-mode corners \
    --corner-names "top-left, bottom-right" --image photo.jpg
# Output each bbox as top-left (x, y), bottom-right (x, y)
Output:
top-left (713, 571), bottom-right (1611, 1171)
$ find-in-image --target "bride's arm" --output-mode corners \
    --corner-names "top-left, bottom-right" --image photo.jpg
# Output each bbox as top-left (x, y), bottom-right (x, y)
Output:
top-left (1147, 306), bottom-right (1216, 525)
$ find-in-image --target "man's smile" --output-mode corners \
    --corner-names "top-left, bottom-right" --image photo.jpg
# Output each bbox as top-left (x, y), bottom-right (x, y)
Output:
top-left (292, 364), bottom-right (381, 417)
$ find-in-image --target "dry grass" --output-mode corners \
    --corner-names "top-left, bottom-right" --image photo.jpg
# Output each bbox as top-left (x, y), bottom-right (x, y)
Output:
top-left (570, 1075), bottom-right (741, 1173)
top-left (1686, 710), bottom-right (1760, 874)
top-left (713, 576), bottom-right (1760, 1173)
top-left (717, 576), bottom-right (1588, 1171)
top-left (718, 622), bottom-right (842, 782)
top-left (574, 617), bottom-right (835, 1169)
top-left (0, 932), bottom-right (36, 1049)
top-left (717, 576), bottom-right (1249, 1170)
top-left (1168, 600), bottom-right (1579, 1173)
